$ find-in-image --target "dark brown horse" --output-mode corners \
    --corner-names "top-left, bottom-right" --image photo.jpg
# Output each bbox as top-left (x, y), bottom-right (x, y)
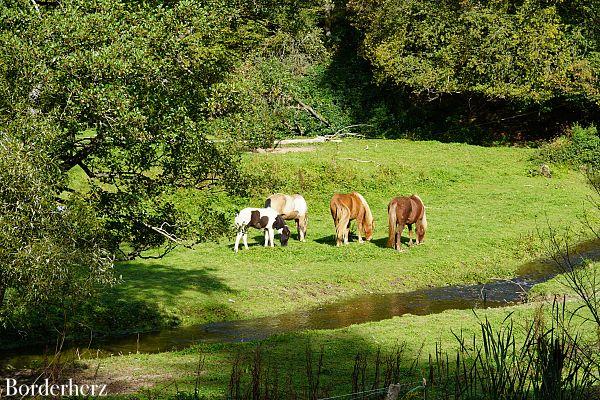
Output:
top-left (330, 192), bottom-right (374, 246)
top-left (387, 195), bottom-right (427, 251)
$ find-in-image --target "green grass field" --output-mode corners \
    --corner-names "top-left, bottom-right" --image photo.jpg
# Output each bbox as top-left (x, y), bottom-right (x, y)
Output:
top-left (112, 139), bottom-right (592, 326)
top-left (74, 138), bottom-right (598, 397)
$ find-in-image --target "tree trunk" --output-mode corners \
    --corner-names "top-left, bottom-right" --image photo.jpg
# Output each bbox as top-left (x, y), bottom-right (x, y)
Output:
top-left (0, 285), bottom-right (5, 309)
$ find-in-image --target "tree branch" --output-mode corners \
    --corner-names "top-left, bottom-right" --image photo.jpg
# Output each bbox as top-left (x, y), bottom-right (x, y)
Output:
top-left (293, 97), bottom-right (331, 127)
top-left (141, 222), bottom-right (195, 249)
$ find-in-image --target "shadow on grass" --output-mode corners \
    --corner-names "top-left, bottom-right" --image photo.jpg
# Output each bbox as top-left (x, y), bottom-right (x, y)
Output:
top-left (315, 233), bottom-right (371, 246)
top-left (117, 263), bottom-right (236, 296)
top-left (371, 235), bottom-right (412, 249)
top-left (226, 233), bottom-right (290, 250)
top-left (82, 264), bottom-right (238, 339)
top-left (0, 263), bottom-right (240, 351)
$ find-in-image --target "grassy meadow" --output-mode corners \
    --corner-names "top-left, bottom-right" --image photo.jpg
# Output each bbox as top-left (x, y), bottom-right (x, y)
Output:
top-left (71, 138), bottom-right (598, 397)
top-left (110, 139), bottom-right (592, 327)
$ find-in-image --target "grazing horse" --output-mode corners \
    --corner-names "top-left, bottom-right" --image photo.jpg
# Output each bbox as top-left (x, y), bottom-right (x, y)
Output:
top-left (265, 193), bottom-right (308, 242)
top-left (329, 192), bottom-right (374, 246)
top-left (234, 207), bottom-right (291, 253)
top-left (387, 195), bottom-right (427, 251)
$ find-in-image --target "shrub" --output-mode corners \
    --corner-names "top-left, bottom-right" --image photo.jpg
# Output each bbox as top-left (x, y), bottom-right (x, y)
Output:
top-left (538, 124), bottom-right (600, 168)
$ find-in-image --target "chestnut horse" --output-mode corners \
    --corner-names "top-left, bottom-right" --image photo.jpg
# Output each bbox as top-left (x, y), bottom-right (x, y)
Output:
top-left (265, 193), bottom-right (308, 242)
top-left (387, 195), bottom-right (427, 251)
top-left (329, 192), bottom-right (374, 246)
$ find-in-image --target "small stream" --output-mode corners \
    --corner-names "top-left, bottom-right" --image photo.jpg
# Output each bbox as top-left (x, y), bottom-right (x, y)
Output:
top-left (2, 241), bottom-right (598, 371)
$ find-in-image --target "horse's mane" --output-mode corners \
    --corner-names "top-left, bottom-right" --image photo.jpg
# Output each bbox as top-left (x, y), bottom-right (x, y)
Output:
top-left (353, 192), bottom-right (373, 227)
top-left (412, 194), bottom-right (427, 229)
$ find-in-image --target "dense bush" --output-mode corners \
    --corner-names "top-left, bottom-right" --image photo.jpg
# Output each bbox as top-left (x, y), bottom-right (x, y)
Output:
top-left (538, 124), bottom-right (600, 168)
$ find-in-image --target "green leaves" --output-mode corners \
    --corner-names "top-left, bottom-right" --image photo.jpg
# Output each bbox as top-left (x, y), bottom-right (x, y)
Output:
top-left (0, 132), bottom-right (115, 319)
top-left (350, 0), bottom-right (600, 104)
top-left (0, 0), bottom-right (249, 259)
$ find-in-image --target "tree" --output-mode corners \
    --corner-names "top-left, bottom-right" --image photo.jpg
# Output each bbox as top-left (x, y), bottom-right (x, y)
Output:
top-left (348, 0), bottom-right (600, 105)
top-left (0, 0), bottom-right (252, 259)
top-left (0, 129), bottom-right (115, 315)
top-left (0, 0), bottom-right (334, 259)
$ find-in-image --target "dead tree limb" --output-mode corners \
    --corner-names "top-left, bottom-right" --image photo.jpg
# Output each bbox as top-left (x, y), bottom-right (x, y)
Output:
top-left (293, 97), bottom-right (331, 127)
top-left (142, 222), bottom-right (194, 249)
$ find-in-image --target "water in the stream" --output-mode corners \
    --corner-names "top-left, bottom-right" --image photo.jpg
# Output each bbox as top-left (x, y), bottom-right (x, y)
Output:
top-left (1, 240), bottom-right (598, 371)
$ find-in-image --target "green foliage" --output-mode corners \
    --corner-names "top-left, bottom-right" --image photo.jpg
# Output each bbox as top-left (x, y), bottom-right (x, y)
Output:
top-left (0, 132), bottom-right (115, 326)
top-left (538, 124), bottom-right (600, 167)
top-left (349, 0), bottom-right (600, 105)
top-left (0, 0), bottom-right (253, 259)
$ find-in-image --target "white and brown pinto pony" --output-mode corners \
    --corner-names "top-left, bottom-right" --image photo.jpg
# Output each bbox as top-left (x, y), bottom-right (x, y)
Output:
top-left (234, 207), bottom-right (291, 253)
top-left (329, 192), bottom-right (374, 246)
top-left (387, 194), bottom-right (427, 251)
top-left (265, 193), bottom-right (308, 241)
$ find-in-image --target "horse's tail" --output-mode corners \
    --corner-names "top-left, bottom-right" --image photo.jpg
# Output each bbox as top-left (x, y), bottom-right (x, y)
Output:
top-left (387, 201), bottom-right (397, 248)
top-left (330, 197), bottom-right (348, 244)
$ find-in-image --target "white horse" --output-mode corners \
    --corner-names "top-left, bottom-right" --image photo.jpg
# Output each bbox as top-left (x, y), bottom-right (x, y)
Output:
top-left (265, 194), bottom-right (308, 241)
top-left (234, 207), bottom-right (291, 253)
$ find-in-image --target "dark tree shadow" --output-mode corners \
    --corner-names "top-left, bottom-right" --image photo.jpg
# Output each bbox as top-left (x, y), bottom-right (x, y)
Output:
top-left (0, 262), bottom-right (240, 352)
top-left (116, 263), bottom-right (236, 296)
top-left (79, 263), bottom-right (239, 339)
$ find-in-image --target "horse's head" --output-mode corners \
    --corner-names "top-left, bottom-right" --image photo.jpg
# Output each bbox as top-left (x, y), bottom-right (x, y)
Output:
top-left (417, 209), bottom-right (427, 244)
top-left (273, 215), bottom-right (290, 246)
top-left (280, 225), bottom-right (291, 246)
top-left (364, 221), bottom-right (374, 241)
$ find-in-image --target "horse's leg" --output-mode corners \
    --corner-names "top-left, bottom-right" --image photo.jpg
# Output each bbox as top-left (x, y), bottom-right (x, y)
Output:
top-left (269, 228), bottom-right (275, 247)
top-left (234, 231), bottom-right (243, 253)
top-left (340, 213), bottom-right (350, 245)
top-left (303, 214), bottom-right (308, 241)
top-left (408, 223), bottom-right (414, 246)
top-left (334, 218), bottom-right (342, 247)
top-left (396, 223), bottom-right (404, 251)
top-left (295, 218), bottom-right (301, 241)
top-left (356, 214), bottom-right (364, 244)
top-left (298, 216), bottom-right (307, 242)
top-left (302, 215), bottom-right (308, 242)
top-left (344, 219), bottom-right (351, 245)
top-left (243, 231), bottom-right (249, 250)
top-left (264, 230), bottom-right (269, 247)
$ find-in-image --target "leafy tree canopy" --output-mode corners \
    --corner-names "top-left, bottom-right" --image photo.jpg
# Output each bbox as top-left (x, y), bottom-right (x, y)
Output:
top-left (349, 0), bottom-right (600, 105)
